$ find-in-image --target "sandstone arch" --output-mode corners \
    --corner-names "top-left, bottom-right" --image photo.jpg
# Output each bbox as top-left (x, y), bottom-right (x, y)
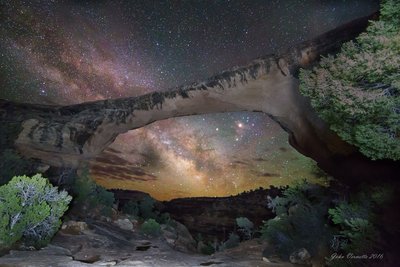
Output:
top-left (1, 13), bottom-right (398, 184)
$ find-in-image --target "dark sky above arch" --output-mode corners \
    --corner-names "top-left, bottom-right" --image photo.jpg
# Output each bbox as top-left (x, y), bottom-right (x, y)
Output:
top-left (0, 0), bottom-right (379, 200)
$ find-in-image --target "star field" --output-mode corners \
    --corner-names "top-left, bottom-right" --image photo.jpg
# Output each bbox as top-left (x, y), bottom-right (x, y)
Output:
top-left (0, 0), bottom-right (379, 200)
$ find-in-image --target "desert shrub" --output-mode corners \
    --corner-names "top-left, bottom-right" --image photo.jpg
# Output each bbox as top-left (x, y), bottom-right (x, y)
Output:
top-left (122, 200), bottom-right (139, 217)
top-left (140, 218), bottom-right (161, 237)
top-left (261, 181), bottom-right (389, 265)
top-left (299, 0), bottom-right (400, 160)
top-left (72, 168), bottom-right (114, 216)
top-left (0, 174), bottom-right (72, 248)
top-left (260, 181), bottom-right (333, 260)
top-left (95, 187), bottom-right (115, 216)
top-left (157, 212), bottom-right (171, 224)
top-left (121, 196), bottom-right (160, 220)
top-left (326, 186), bottom-right (391, 266)
top-left (139, 195), bottom-right (157, 219)
top-left (236, 217), bottom-right (254, 240)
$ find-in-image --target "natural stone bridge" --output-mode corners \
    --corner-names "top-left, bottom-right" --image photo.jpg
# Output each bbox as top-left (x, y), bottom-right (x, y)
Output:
top-left (1, 13), bottom-right (398, 185)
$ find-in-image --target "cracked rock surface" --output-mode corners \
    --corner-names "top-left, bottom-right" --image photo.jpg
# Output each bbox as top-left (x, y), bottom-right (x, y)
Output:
top-left (0, 220), bottom-right (294, 267)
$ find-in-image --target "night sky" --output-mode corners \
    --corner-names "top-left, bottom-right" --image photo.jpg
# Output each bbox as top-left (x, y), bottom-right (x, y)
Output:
top-left (0, 0), bottom-right (379, 200)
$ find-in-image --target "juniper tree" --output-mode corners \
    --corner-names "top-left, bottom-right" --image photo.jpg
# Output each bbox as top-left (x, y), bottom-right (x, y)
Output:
top-left (300, 0), bottom-right (400, 160)
top-left (0, 174), bottom-right (71, 248)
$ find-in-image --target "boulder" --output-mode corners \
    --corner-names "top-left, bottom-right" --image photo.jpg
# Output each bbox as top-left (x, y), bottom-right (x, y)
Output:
top-left (61, 220), bottom-right (88, 235)
top-left (113, 218), bottom-right (133, 231)
top-left (289, 248), bottom-right (311, 265)
top-left (161, 221), bottom-right (197, 253)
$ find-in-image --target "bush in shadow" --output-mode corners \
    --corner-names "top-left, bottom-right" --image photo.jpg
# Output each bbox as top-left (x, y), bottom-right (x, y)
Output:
top-left (72, 168), bottom-right (115, 217)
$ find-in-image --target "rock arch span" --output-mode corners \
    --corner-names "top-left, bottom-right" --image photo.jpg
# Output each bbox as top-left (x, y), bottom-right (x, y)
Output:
top-left (1, 13), bottom-right (398, 184)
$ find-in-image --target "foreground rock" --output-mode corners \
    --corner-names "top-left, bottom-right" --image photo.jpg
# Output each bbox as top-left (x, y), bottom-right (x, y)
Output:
top-left (61, 221), bottom-right (89, 235)
top-left (289, 248), bottom-right (311, 265)
top-left (161, 220), bottom-right (197, 253)
top-left (0, 220), bottom-right (294, 267)
top-left (113, 218), bottom-right (134, 231)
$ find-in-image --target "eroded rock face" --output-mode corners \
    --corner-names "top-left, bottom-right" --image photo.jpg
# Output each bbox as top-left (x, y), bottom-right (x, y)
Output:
top-left (161, 187), bottom-right (279, 240)
top-left (2, 13), bottom-right (397, 185)
top-left (161, 221), bottom-right (197, 253)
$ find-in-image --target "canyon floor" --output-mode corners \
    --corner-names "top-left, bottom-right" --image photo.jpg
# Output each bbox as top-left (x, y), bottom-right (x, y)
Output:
top-left (0, 219), bottom-right (294, 267)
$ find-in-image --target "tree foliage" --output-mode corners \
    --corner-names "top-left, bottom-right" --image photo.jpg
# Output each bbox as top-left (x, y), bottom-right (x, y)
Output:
top-left (261, 181), bottom-right (391, 265)
top-left (122, 200), bottom-right (139, 217)
top-left (72, 168), bottom-right (114, 216)
top-left (140, 218), bottom-right (161, 237)
top-left (326, 185), bottom-right (391, 266)
top-left (139, 195), bottom-right (157, 219)
top-left (121, 195), bottom-right (159, 220)
top-left (0, 174), bottom-right (71, 248)
top-left (260, 181), bottom-right (333, 260)
top-left (235, 217), bottom-right (254, 240)
top-left (300, 0), bottom-right (400, 160)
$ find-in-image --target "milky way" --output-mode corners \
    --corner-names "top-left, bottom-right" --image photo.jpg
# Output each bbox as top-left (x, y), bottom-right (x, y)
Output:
top-left (0, 0), bottom-right (379, 200)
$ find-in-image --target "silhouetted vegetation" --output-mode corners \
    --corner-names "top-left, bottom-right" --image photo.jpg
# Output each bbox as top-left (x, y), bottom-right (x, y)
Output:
top-left (261, 180), bottom-right (391, 266)
top-left (236, 217), bottom-right (254, 240)
top-left (326, 185), bottom-right (392, 266)
top-left (120, 195), bottom-right (165, 222)
top-left (72, 168), bottom-right (115, 217)
top-left (261, 181), bottom-right (333, 260)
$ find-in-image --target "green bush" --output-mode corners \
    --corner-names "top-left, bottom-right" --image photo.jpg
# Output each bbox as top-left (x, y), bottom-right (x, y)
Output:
top-left (95, 186), bottom-right (115, 216)
top-left (261, 181), bottom-right (388, 265)
top-left (260, 181), bottom-right (333, 260)
top-left (0, 174), bottom-right (72, 248)
top-left (122, 200), bottom-right (139, 217)
top-left (157, 212), bottom-right (171, 224)
top-left (326, 186), bottom-right (390, 266)
top-left (72, 170), bottom-right (91, 202)
top-left (72, 168), bottom-right (114, 216)
top-left (299, 0), bottom-right (400, 160)
top-left (140, 218), bottom-right (161, 237)
top-left (236, 217), bottom-right (254, 240)
top-left (121, 196), bottom-right (160, 220)
top-left (139, 195), bottom-right (157, 219)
